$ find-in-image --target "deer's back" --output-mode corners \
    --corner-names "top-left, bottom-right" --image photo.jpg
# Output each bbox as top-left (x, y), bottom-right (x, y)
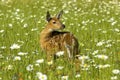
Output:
top-left (41, 31), bottom-right (79, 55)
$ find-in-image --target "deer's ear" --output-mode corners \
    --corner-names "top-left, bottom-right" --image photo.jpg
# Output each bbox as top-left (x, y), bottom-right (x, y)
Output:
top-left (46, 11), bottom-right (52, 22)
top-left (56, 10), bottom-right (63, 19)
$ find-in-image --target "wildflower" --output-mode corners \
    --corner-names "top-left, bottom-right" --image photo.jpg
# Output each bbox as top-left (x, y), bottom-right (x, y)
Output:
top-left (16, 9), bottom-right (20, 12)
top-left (103, 64), bottom-right (111, 68)
top-left (56, 66), bottom-right (64, 70)
top-left (47, 60), bottom-right (53, 65)
top-left (96, 65), bottom-right (104, 69)
top-left (36, 72), bottom-right (47, 80)
top-left (23, 23), bottom-right (28, 28)
top-left (36, 59), bottom-right (44, 64)
top-left (31, 28), bottom-right (38, 31)
top-left (61, 75), bottom-right (68, 80)
top-left (25, 33), bottom-right (29, 35)
top-left (36, 72), bottom-right (42, 77)
top-left (7, 65), bottom-right (13, 70)
top-left (0, 30), bottom-right (4, 33)
top-left (64, 10), bottom-right (69, 14)
top-left (14, 56), bottom-right (21, 61)
top-left (1, 46), bottom-right (6, 49)
top-left (92, 50), bottom-right (99, 55)
top-left (10, 43), bottom-right (20, 50)
top-left (114, 28), bottom-right (119, 32)
top-left (112, 69), bottom-right (120, 74)
top-left (111, 76), bottom-right (117, 80)
top-left (35, 63), bottom-right (40, 66)
top-left (105, 44), bottom-right (112, 48)
top-left (96, 41), bottom-right (105, 46)
top-left (56, 51), bottom-right (64, 57)
top-left (8, 23), bottom-right (13, 28)
top-left (108, 17), bottom-right (114, 22)
top-left (26, 64), bottom-right (33, 71)
top-left (78, 55), bottom-right (89, 64)
top-left (78, 55), bottom-right (89, 60)
top-left (0, 54), bottom-right (4, 58)
top-left (81, 64), bottom-right (90, 70)
top-left (39, 74), bottom-right (47, 80)
top-left (75, 74), bottom-right (80, 78)
top-left (95, 64), bottom-right (110, 69)
top-left (111, 21), bottom-right (117, 26)
top-left (18, 52), bottom-right (28, 56)
top-left (94, 54), bottom-right (108, 60)
top-left (102, 30), bottom-right (107, 33)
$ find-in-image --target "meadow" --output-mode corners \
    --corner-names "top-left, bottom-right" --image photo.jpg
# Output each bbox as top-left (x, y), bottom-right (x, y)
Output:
top-left (0, 0), bottom-right (120, 80)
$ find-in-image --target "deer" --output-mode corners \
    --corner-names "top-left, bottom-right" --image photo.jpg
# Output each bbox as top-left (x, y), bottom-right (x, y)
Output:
top-left (40, 10), bottom-right (80, 70)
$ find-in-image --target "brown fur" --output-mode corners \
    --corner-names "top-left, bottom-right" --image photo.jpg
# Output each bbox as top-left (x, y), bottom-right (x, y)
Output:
top-left (40, 11), bottom-right (79, 62)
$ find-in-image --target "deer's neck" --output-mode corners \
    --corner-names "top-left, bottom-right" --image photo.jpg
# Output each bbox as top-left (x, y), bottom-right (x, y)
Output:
top-left (40, 27), bottom-right (54, 42)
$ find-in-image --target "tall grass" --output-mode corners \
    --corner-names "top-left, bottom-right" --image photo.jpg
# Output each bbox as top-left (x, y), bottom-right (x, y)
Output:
top-left (0, 0), bottom-right (120, 80)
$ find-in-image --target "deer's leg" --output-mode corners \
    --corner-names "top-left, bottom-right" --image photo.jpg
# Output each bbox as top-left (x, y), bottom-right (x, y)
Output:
top-left (74, 55), bottom-right (81, 73)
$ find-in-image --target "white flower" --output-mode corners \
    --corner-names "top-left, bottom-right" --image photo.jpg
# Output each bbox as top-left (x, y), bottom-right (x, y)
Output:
top-left (16, 9), bottom-right (20, 12)
top-left (64, 10), bottom-right (69, 14)
top-left (96, 41), bottom-right (105, 46)
top-left (10, 43), bottom-right (20, 50)
top-left (56, 66), bottom-right (64, 70)
top-left (114, 28), bottom-right (119, 32)
top-left (36, 59), bottom-right (44, 64)
top-left (108, 17), bottom-right (114, 22)
top-left (35, 63), bottom-right (40, 66)
top-left (36, 72), bottom-right (47, 80)
top-left (87, 0), bottom-right (92, 2)
top-left (78, 55), bottom-right (89, 64)
top-left (95, 64), bottom-right (110, 69)
top-left (75, 74), bottom-right (80, 78)
top-left (95, 65), bottom-right (104, 69)
top-left (61, 75), bottom-right (68, 80)
top-left (0, 30), bottom-right (4, 33)
top-left (56, 51), bottom-right (64, 57)
top-left (47, 60), bottom-right (53, 65)
top-left (112, 69), bottom-right (120, 74)
top-left (78, 55), bottom-right (89, 60)
top-left (14, 56), bottom-right (21, 61)
top-left (36, 72), bottom-right (42, 77)
top-left (105, 44), bottom-right (112, 48)
top-left (8, 23), bottom-right (13, 28)
top-left (111, 76), bottom-right (117, 80)
top-left (1, 46), bottom-right (6, 49)
top-left (111, 21), bottom-right (117, 26)
top-left (94, 54), bottom-right (108, 60)
top-left (26, 64), bottom-right (33, 71)
top-left (92, 50), bottom-right (99, 55)
top-left (31, 28), bottom-right (38, 31)
top-left (40, 74), bottom-right (47, 80)
top-left (81, 64), bottom-right (90, 70)
top-left (103, 64), bottom-right (111, 68)
top-left (18, 52), bottom-right (28, 56)
top-left (23, 23), bottom-right (28, 28)
top-left (0, 54), bottom-right (4, 58)
top-left (7, 65), bottom-right (13, 70)
top-left (102, 30), bottom-right (107, 33)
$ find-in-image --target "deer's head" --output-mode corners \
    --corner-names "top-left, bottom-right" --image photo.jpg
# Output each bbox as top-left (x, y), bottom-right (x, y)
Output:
top-left (46, 10), bottom-right (65, 31)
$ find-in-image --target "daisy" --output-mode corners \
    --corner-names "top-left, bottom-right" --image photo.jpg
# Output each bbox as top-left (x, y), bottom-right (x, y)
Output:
top-left (10, 43), bottom-right (20, 50)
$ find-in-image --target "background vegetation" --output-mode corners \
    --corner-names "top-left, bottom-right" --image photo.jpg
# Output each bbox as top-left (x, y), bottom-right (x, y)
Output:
top-left (0, 0), bottom-right (120, 80)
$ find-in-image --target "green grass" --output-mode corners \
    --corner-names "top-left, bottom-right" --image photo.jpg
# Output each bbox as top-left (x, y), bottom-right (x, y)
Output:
top-left (0, 0), bottom-right (120, 80)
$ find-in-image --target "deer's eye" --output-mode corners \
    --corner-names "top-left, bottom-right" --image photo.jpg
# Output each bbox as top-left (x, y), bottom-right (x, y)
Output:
top-left (53, 21), bottom-right (56, 24)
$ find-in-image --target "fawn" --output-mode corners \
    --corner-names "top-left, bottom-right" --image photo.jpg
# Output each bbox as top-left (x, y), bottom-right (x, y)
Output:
top-left (40, 10), bottom-right (80, 65)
